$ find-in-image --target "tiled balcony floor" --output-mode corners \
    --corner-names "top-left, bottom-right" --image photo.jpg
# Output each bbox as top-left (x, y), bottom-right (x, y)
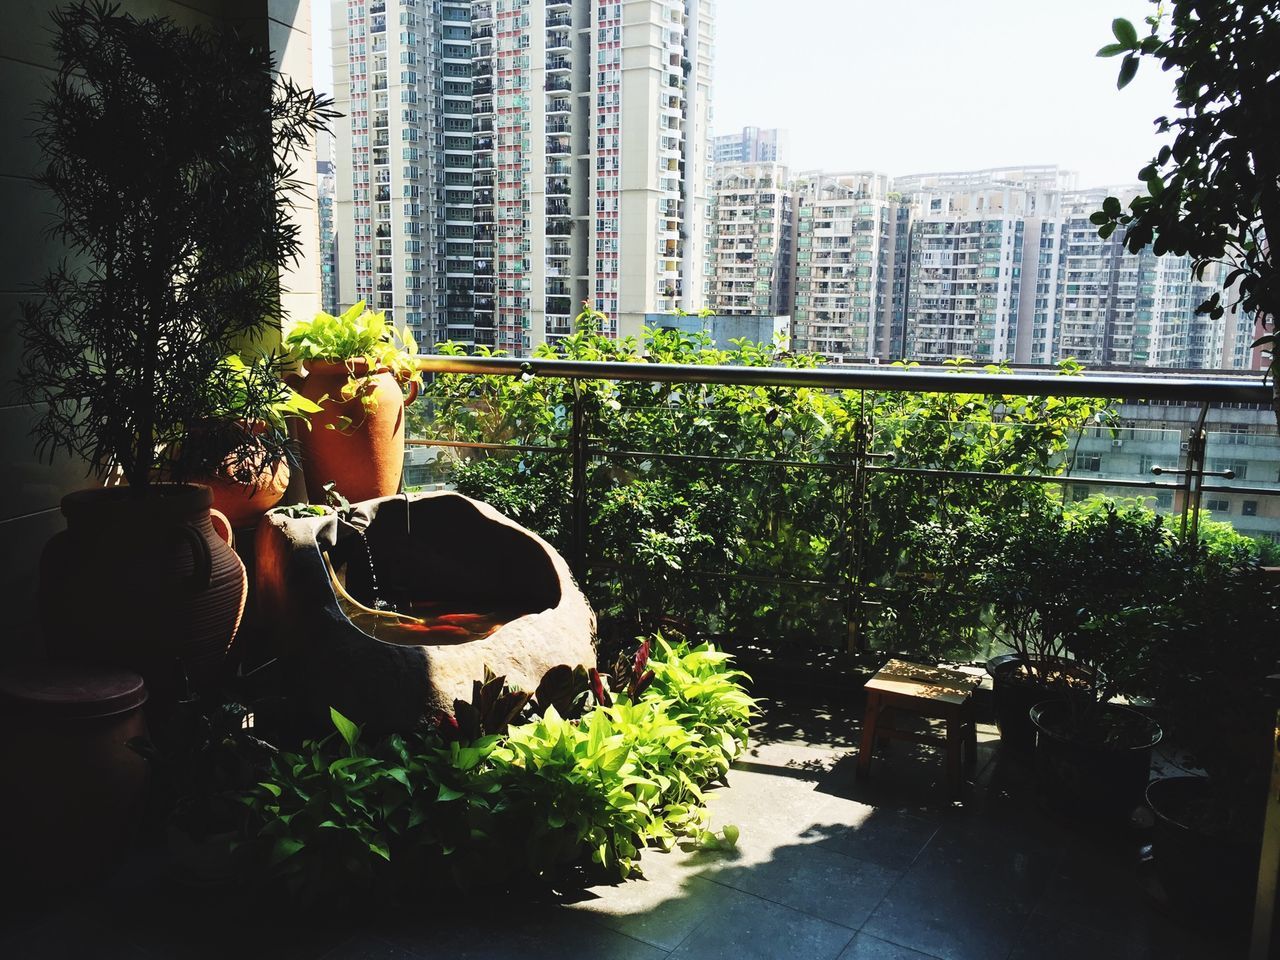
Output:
top-left (0, 692), bottom-right (1240, 960)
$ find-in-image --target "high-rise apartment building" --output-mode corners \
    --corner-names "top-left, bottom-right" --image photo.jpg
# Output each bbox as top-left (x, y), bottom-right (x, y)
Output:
top-left (788, 172), bottom-right (910, 363)
top-left (317, 135), bottom-right (339, 317)
top-left (900, 170), bottom-right (1065, 362)
top-left (1054, 187), bottom-right (1199, 368)
top-left (708, 161), bottom-right (792, 317)
top-left (331, 0), bottom-right (713, 355)
top-left (712, 126), bottom-right (787, 165)
top-left (331, 0), bottom-right (453, 345)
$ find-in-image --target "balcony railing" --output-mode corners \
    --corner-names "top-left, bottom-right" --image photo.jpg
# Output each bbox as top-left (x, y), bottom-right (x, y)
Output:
top-left (409, 351), bottom-right (1276, 652)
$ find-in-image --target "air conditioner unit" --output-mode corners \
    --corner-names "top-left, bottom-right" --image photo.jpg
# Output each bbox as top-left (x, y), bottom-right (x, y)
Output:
top-left (1111, 439), bottom-right (1124, 448)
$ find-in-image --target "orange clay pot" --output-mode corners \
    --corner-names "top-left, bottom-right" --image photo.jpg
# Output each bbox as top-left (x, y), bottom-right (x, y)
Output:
top-left (39, 484), bottom-right (247, 693)
top-left (198, 435), bottom-right (292, 529)
top-left (294, 359), bottom-right (418, 503)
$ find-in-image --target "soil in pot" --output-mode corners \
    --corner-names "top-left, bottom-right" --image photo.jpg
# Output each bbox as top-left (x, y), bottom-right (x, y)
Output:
top-left (1147, 775), bottom-right (1260, 935)
top-left (1030, 699), bottom-right (1161, 823)
top-left (987, 655), bottom-right (1095, 754)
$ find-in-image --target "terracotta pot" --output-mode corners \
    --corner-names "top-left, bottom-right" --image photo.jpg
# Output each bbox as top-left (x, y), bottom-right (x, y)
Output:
top-left (0, 663), bottom-right (149, 889)
top-left (198, 439), bottom-right (291, 529)
top-left (39, 483), bottom-right (248, 692)
top-left (294, 359), bottom-right (417, 503)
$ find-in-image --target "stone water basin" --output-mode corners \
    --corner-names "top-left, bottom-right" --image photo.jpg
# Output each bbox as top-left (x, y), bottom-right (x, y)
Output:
top-left (254, 491), bottom-right (596, 733)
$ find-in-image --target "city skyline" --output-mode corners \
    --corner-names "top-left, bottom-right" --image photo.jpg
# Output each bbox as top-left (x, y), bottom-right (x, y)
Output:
top-left (313, 1), bottom-right (1178, 189)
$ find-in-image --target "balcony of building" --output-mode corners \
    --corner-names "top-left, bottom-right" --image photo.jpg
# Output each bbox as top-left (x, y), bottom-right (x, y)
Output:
top-left (6, 5), bottom-right (1278, 960)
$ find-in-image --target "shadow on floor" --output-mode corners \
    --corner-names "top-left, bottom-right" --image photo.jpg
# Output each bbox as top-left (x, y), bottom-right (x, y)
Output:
top-left (0, 693), bottom-right (1249, 960)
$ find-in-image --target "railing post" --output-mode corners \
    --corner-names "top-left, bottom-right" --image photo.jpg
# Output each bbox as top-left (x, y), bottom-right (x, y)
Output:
top-left (1251, 677), bottom-right (1280, 959)
top-left (569, 379), bottom-right (588, 583)
top-left (847, 390), bottom-right (879, 654)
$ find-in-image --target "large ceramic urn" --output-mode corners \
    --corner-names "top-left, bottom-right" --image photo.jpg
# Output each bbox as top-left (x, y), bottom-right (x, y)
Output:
top-left (39, 484), bottom-right (247, 693)
top-left (294, 360), bottom-right (417, 503)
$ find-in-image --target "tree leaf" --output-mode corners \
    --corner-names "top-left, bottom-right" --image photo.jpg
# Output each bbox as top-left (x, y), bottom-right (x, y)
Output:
top-left (1111, 18), bottom-right (1137, 47)
top-left (1117, 56), bottom-right (1139, 89)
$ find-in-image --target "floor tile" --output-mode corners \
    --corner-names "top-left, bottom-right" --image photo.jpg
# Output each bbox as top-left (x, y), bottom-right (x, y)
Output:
top-left (704, 842), bottom-right (901, 929)
top-left (379, 907), bottom-right (668, 960)
top-left (859, 820), bottom-right (1056, 960)
top-left (815, 808), bottom-right (939, 872)
top-left (667, 892), bottom-right (856, 960)
top-left (836, 933), bottom-right (943, 960)
top-left (570, 864), bottom-right (738, 951)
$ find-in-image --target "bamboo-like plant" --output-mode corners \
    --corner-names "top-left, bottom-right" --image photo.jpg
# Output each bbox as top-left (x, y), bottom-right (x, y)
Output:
top-left (20, 2), bottom-right (337, 491)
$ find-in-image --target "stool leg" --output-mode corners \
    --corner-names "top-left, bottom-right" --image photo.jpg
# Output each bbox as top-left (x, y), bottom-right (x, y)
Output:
top-left (857, 690), bottom-right (880, 780)
top-left (964, 703), bottom-right (978, 769)
top-left (946, 713), bottom-right (963, 797)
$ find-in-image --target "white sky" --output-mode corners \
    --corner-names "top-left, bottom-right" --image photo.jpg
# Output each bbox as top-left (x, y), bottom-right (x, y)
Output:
top-left (311, 0), bottom-right (1176, 188)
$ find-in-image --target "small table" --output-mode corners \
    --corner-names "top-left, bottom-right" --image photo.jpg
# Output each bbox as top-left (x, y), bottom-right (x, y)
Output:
top-left (856, 658), bottom-right (981, 797)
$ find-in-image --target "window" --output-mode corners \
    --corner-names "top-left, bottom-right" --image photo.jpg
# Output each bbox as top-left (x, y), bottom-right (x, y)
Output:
top-left (1205, 498), bottom-right (1230, 513)
top-left (1074, 454), bottom-right (1101, 472)
top-left (1242, 500), bottom-right (1259, 517)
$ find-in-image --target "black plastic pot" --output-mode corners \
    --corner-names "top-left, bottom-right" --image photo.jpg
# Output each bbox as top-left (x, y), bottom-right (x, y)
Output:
top-left (1146, 776), bottom-right (1258, 933)
top-left (987, 655), bottom-right (1095, 754)
top-left (1030, 699), bottom-right (1161, 822)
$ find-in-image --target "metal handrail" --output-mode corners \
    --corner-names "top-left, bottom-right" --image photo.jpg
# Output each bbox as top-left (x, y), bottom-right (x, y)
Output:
top-left (415, 354), bottom-right (1272, 404)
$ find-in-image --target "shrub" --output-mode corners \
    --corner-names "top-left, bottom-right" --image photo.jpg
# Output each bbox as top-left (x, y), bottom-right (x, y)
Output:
top-left (226, 639), bottom-right (754, 904)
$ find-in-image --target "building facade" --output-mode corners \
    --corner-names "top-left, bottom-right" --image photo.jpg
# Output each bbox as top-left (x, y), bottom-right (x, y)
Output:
top-left (317, 138), bottom-right (339, 317)
top-left (331, 0), bottom-right (713, 355)
top-left (711, 125), bottom-right (787, 165)
top-left (788, 172), bottom-right (908, 363)
top-left (900, 170), bottom-right (1065, 363)
top-left (708, 161), bottom-right (792, 317)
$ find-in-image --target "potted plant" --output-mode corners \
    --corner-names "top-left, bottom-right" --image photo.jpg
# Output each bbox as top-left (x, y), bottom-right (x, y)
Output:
top-left (283, 302), bottom-right (423, 503)
top-left (1139, 548), bottom-right (1280, 931)
top-left (171, 355), bottom-right (321, 529)
top-left (19, 3), bottom-right (334, 689)
top-left (979, 507), bottom-right (1101, 752)
top-left (1025, 504), bottom-right (1174, 822)
top-left (1094, 3), bottom-right (1280, 428)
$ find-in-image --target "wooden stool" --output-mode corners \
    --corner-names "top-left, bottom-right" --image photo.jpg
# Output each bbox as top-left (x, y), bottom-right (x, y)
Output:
top-left (856, 658), bottom-right (981, 797)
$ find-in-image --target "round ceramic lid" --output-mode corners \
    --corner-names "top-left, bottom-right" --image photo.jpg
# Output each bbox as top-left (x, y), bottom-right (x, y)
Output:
top-left (0, 663), bottom-right (148, 719)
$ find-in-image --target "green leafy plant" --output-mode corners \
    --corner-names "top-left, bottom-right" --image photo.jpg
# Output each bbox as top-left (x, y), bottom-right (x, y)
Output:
top-left (19, 2), bottom-right (335, 491)
top-left (173, 354), bottom-right (321, 488)
top-left (1135, 547), bottom-right (1280, 839)
top-left (1093, 3), bottom-right (1280, 427)
top-left (226, 639), bottom-right (753, 903)
top-left (422, 308), bottom-right (1111, 659)
top-left (284, 301), bottom-right (422, 430)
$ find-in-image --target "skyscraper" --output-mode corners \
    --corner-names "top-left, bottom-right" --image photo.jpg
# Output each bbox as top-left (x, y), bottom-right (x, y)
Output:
top-left (788, 171), bottom-right (908, 363)
top-left (900, 168), bottom-right (1067, 363)
top-left (1054, 187), bottom-right (1201, 368)
top-left (708, 161), bottom-right (793, 317)
top-left (712, 126), bottom-right (788, 166)
top-left (331, 0), bottom-right (714, 355)
top-left (317, 133), bottom-right (339, 317)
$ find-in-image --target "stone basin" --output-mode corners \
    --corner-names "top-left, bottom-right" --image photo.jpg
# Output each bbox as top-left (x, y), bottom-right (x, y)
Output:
top-left (254, 491), bottom-right (596, 733)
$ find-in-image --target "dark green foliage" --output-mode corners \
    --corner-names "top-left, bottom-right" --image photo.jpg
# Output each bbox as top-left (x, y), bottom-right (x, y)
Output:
top-left (1093, 2), bottom-right (1280, 409)
top-left (421, 312), bottom-right (1109, 659)
top-left (20, 2), bottom-right (336, 489)
top-left (1136, 549), bottom-right (1280, 837)
top-left (436, 668), bottom-right (532, 743)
